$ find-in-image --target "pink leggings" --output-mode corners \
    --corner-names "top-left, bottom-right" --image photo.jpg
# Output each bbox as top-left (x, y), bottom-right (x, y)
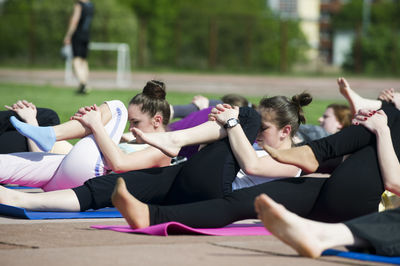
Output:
top-left (0, 100), bottom-right (127, 191)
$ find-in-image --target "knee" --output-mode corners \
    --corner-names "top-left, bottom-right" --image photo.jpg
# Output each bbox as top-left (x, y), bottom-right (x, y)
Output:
top-left (36, 108), bottom-right (61, 126)
top-left (105, 100), bottom-right (128, 121)
top-left (239, 106), bottom-right (260, 120)
top-left (238, 106), bottom-right (261, 128)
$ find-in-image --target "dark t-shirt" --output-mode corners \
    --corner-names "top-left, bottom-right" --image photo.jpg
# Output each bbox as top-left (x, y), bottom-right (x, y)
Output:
top-left (73, 1), bottom-right (94, 41)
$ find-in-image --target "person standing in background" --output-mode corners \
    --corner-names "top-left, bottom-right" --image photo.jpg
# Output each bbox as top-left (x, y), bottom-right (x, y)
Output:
top-left (64, 0), bottom-right (94, 94)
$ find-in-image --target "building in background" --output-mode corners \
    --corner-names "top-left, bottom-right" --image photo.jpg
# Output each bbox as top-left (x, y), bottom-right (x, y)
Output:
top-left (319, 0), bottom-right (351, 65)
top-left (268, 0), bottom-right (355, 68)
top-left (268, 0), bottom-right (321, 64)
top-left (297, 0), bottom-right (321, 64)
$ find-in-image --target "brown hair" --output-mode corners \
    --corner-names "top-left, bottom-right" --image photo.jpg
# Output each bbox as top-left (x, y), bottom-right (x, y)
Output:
top-left (221, 94), bottom-right (256, 108)
top-left (327, 103), bottom-right (352, 128)
top-left (259, 92), bottom-right (312, 137)
top-left (129, 80), bottom-right (171, 126)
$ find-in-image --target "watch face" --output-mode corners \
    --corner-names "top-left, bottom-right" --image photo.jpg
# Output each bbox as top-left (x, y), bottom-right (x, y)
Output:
top-left (226, 118), bottom-right (238, 128)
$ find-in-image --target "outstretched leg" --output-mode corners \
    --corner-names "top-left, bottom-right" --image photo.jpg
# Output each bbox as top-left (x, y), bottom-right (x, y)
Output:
top-left (254, 193), bottom-right (357, 258)
top-left (133, 120), bottom-right (226, 157)
top-left (0, 185), bottom-right (80, 211)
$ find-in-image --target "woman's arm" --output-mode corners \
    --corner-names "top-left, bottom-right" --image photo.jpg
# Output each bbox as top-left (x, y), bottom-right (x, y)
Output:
top-left (356, 109), bottom-right (400, 195)
top-left (64, 3), bottom-right (81, 45)
top-left (211, 104), bottom-right (300, 177)
top-left (73, 105), bottom-right (170, 172)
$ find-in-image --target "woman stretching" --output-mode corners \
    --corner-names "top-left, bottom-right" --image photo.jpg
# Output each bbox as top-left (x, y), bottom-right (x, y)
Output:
top-left (0, 80), bottom-right (171, 191)
top-left (0, 92), bottom-right (311, 215)
top-left (107, 78), bottom-right (400, 229)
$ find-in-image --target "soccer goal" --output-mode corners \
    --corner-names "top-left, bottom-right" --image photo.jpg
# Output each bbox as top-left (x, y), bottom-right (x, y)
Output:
top-left (64, 42), bottom-right (131, 88)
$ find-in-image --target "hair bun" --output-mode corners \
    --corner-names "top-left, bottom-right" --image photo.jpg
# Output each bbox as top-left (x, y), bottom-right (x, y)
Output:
top-left (291, 92), bottom-right (312, 125)
top-left (292, 92), bottom-right (312, 107)
top-left (143, 80), bottom-right (166, 100)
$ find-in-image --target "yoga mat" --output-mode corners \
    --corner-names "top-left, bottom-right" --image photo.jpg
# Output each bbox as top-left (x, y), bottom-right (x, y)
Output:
top-left (0, 204), bottom-right (122, 219)
top-left (92, 222), bottom-right (270, 236)
top-left (93, 223), bottom-right (400, 265)
top-left (322, 249), bottom-right (400, 265)
top-left (6, 186), bottom-right (36, 189)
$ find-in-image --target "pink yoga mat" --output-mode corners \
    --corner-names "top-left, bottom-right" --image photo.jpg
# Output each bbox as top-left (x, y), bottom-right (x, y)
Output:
top-left (91, 222), bottom-right (271, 236)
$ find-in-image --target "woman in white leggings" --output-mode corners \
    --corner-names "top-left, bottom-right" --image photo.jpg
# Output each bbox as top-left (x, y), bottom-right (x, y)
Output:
top-left (0, 100), bottom-right (126, 191)
top-left (0, 80), bottom-right (172, 191)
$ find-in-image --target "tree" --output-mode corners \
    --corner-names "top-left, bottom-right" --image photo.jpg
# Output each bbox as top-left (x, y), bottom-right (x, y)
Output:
top-left (333, 0), bottom-right (400, 74)
top-left (0, 0), bottom-right (138, 67)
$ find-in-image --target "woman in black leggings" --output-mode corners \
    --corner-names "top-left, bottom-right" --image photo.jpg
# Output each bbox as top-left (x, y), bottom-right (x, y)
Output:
top-left (113, 102), bottom-right (400, 228)
top-left (0, 93), bottom-right (311, 213)
top-left (73, 105), bottom-right (261, 210)
top-left (0, 106), bottom-right (260, 210)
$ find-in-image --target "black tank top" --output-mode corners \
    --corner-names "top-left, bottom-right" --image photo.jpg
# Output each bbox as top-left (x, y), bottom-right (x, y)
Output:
top-left (73, 1), bottom-right (94, 41)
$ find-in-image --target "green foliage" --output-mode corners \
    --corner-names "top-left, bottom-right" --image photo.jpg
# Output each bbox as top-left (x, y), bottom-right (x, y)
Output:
top-left (1, 0), bottom-right (307, 72)
top-left (138, 0), bottom-right (307, 71)
top-left (332, 0), bottom-right (363, 29)
top-left (0, 0), bottom-right (138, 68)
top-left (333, 0), bottom-right (400, 74)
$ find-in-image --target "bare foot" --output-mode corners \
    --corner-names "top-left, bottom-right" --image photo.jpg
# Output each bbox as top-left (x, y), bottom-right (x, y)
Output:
top-left (132, 128), bottom-right (181, 158)
top-left (262, 144), bottom-right (319, 173)
top-left (111, 178), bottom-right (150, 229)
top-left (337, 77), bottom-right (360, 115)
top-left (337, 77), bottom-right (381, 115)
top-left (254, 194), bottom-right (324, 258)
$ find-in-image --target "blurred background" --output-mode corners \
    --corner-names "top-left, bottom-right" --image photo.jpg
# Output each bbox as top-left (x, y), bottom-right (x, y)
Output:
top-left (0, 0), bottom-right (399, 127)
top-left (1, 0), bottom-right (399, 75)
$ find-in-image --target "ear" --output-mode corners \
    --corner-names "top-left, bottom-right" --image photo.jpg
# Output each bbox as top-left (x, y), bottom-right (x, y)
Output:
top-left (152, 114), bottom-right (163, 129)
top-left (280, 125), bottom-right (292, 140)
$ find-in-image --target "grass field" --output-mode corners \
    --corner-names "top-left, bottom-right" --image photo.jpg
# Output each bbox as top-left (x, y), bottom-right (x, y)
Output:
top-left (0, 82), bottom-right (337, 131)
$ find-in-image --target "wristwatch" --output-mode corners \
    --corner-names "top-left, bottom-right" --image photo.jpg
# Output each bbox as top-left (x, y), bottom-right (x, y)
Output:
top-left (224, 118), bottom-right (240, 129)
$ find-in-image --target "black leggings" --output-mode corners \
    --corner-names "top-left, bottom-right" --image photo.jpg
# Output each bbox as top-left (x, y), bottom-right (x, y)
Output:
top-left (344, 207), bottom-right (400, 257)
top-left (0, 108), bottom-right (60, 154)
top-left (147, 105), bottom-right (400, 227)
top-left (73, 107), bottom-right (261, 211)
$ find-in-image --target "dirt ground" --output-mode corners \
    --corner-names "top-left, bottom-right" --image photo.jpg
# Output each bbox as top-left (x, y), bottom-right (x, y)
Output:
top-left (0, 213), bottom-right (386, 266)
top-left (1, 68), bottom-right (399, 100)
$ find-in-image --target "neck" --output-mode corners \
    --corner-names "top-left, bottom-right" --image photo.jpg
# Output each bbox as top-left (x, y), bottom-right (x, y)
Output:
top-left (155, 126), bottom-right (166, 133)
top-left (277, 138), bottom-right (293, 150)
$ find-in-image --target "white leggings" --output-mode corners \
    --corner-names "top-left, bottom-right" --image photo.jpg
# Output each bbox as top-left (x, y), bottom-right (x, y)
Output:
top-left (0, 100), bottom-right (128, 191)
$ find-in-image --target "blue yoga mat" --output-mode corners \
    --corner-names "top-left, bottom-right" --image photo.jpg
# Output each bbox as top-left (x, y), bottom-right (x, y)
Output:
top-left (6, 186), bottom-right (36, 189)
top-left (323, 249), bottom-right (400, 265)
top-left (0, 204), bottom-right (122, 219)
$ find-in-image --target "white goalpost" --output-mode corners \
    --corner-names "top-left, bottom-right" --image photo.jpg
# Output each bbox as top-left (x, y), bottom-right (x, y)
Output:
top-left (64, 42), bottom-right (131, 88)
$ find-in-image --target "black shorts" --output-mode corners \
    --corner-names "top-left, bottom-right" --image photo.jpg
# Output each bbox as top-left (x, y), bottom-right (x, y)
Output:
top-left (72, 37), bottom-right (89, 58)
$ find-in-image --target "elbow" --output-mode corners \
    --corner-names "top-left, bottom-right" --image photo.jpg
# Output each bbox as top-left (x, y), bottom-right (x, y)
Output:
top-left (241, 164), bottom-right (259, 176)
top-left (109, 161), bottom-right (126, 173)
